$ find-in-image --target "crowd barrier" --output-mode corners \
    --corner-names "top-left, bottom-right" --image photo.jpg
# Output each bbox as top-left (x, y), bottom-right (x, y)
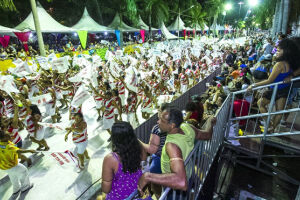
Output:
top-left (135, 67), bottom-right (222, 144)
top-left (159, 94), bottom-right (231, 200)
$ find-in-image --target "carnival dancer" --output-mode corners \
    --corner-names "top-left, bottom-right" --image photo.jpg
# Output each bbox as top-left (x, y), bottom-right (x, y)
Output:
top-left (141, 85), bottom-right (153, 120)
top-left (124, 95), bottom-right (139, 129)
top-left (65, 113), bottom-right (89, 171)
top-left (24, 105), bottom-right (49, 151)
top-left (109, 72), bottom-right (126, 106)
top-left (89, 77), bottom-right (110, 121)
top-left (101, 91), bottom-right (119, 135)
top-left (179, 67), bottom-right (189, 94)
top-left (160, 64), bottom-right (170, 82)
top-left (112, 89), bottom-right (123, 121)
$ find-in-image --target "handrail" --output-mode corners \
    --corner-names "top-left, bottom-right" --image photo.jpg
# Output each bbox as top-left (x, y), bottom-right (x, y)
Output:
top-left (232, 76), bottom-right (300, 95)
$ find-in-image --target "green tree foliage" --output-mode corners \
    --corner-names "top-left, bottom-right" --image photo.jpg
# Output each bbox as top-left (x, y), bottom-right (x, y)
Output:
top-left (185, 3), bottom-right (207, 29)
top-left (252, 0), bottom-right (276, 29)
top-left (0, 0), bottom-right (16, 11)
top-left (203, 0), bottom-right (224, 26)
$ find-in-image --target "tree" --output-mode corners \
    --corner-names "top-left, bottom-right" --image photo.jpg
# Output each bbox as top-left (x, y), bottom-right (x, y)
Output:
top-left (185, 3), bottom-right (207, 31)
top-left (136, 0), bottom-right (169, 42)
top-left (0, 0), bottom-right (16, 11)
top-left (204, 0), bottom-right (224, 32)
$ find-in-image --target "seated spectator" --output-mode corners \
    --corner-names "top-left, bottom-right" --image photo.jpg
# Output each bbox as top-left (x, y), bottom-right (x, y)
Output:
top-left (252, 54), bottom-right (272, 82)
top-left (248, 38), bottom-right (300, 132)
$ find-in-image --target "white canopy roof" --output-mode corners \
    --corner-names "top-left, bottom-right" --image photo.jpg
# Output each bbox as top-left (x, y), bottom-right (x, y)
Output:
top-left (72, 8), bottom-right (113, 32)
top-left (159, 22), bottom-right (177, 40)
top-left (135, 16), bottom-right (158, 30)
top-left (210, 24), bottom-right (225, 31)
top-left (15, 2), bottom-right (75, 33)
top-left (108, 13), bottom-right (139, 32)
top-left (0, 25), bottom-right (20, 34)
top-left (167, 16), bottom-right (193, 31)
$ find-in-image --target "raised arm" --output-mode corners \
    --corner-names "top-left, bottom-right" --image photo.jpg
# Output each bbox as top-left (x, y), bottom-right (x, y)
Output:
top-left (193, 117), bottom-right (216, 140)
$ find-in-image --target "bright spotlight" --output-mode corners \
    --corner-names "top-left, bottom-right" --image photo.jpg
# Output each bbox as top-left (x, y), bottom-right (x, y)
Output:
top-left (248, 0), bottom-right (258, 7)
top-left (225, 3), bottom-right (232, 11)
top-left (73, 33), bottom-right (77, 36)
top-left (104, 32), bottom-right (108, 35)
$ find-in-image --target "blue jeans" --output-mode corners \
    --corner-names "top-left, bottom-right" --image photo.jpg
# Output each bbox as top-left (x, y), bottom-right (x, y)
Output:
top-left (150, 154), bottom-right (162, 174)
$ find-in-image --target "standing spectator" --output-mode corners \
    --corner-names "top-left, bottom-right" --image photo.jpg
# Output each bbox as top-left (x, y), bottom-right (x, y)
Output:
top-left (100, 122), bottom-right (147, 199)
top-left (138, 108), bottom-right (216, 198)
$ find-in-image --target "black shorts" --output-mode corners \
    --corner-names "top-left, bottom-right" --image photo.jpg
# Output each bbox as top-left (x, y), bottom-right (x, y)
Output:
top-left (263, 88), bottom-right (290, 100)
top-left (253, 70), bottom-right (268, 80)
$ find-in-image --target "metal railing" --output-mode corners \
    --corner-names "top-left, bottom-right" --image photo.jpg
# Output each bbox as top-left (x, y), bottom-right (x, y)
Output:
top-left (226, 77), bottom-right (300, 143)
top-left (223, 76), bottom-right (300, 186)
top-left (135, 67), bottom-right (221, 144)
top-left (158, 94), bottom-right (231, 200)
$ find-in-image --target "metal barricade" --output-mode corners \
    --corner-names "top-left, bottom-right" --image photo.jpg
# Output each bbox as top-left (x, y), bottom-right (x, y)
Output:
top-left (224, 76), bottom-right (300, 186)
top-left (135, 67), bottom-right (221, 143)
top-left (159, 94), bottom-right (231, 200)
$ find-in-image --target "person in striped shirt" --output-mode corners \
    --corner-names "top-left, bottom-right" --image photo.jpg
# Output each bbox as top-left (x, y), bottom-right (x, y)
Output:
top-left (24, 105), bottom-right (50, 151)
top-left (65, 113), bottom-right (89, 170)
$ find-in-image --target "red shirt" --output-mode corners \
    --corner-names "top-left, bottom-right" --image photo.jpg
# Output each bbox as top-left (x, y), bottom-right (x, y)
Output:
top-left (233, 99), bottom-right (250, 126)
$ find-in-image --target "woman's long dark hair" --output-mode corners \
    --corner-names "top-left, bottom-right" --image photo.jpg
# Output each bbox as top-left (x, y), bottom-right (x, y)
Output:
top-left (276, 38), bottom-right (300, 71)
top-left (111, 121), bottom-right (142, 173)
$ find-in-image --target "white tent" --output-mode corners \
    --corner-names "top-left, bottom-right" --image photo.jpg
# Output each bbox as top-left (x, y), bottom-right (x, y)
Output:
top-left (0, 25), bottom-right (20, 34)
top-left (72, 8), bottom-right (113, 32)
top-left (108, 13), bottom-right (139, 32)
top-left (0, 25), bottom-right (20, 36)
top-left (167, 16), bottom-right (193, 31)
top-left (135, 15), bottom-right (158, 30)
top-left (191, 23), bottom-right (209, 31)
top-left (217, 24), bottom-right (225, 31)
top-left (15, 3), bottom-right (74, 33)
top-left (159, 22), bottom-right (177, 40)
top-left (210, 24), bottom-right (225, 31)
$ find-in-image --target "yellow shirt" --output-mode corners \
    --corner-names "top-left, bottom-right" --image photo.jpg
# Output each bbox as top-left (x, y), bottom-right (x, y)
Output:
top-left (0, 141), bottom-right (19, 170)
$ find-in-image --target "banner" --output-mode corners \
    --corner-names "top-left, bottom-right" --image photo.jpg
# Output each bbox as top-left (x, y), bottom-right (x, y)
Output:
top-left (30, 93), bottom-right (52, 105)
top-left (0, 75), bottom-right (20, 95)
top-left (14, 32), bottom-right (31, 52)
top-left (183, 29), bottom-right (186, 40)
top-left (38, 122), bottom-right (65, 130)
top-left (36, 56), bottom-right (50, 70)
top-left (71, 85), bottom-right (90, 108)
top-left (140, 29), bottom-right (145, 43)
top-left (9, 59), bottom-right (32, 77)
top-left (0, 35), bottom-right (10, 48)
top-left (52, 57), bottom-right (69, 73)
top-left (115, 30), bottom-right (121, 46)
top-left (49, 151), bottom-right (78, 168)
top-left (77, 30), bottom-right (88, 49)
